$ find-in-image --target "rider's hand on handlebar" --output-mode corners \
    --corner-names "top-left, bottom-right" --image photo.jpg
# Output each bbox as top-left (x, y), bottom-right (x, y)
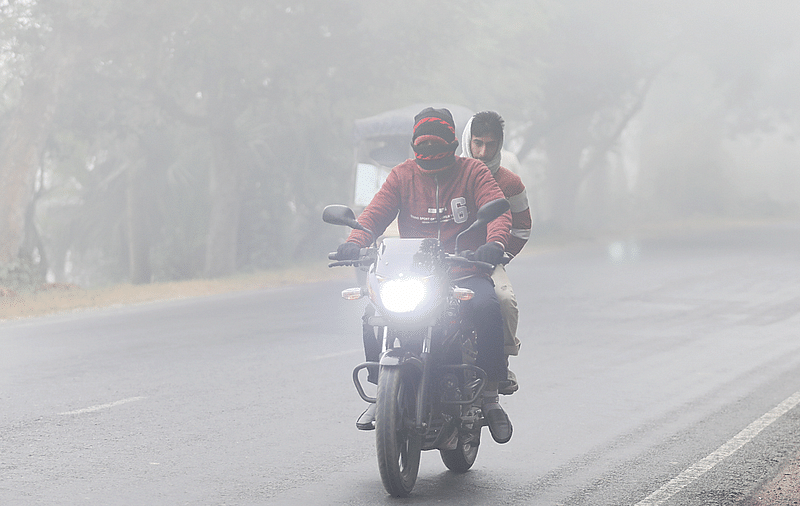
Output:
top-left (335, 241), bottom-right (362, 260)
top-left (473, 241), bottom-right (505, 265)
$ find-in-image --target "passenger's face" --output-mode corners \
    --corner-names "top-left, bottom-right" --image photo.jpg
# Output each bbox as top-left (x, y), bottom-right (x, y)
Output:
top-left (470, 133), bottom-right (499, 162)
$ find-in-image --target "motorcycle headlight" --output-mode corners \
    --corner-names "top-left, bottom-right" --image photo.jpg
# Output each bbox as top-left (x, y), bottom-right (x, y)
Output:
top-left (379, 277), bottom-right (428, 313)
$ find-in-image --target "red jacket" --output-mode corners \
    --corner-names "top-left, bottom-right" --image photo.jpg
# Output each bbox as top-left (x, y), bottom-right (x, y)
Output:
top-left (493, 166), bottom-right (531, 258)
top-left (348, 157), bottom-right (511, 253)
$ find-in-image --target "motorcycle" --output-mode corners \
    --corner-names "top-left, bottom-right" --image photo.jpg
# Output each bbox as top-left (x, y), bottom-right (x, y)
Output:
top-left (322, 198), bottom-right (510, 497)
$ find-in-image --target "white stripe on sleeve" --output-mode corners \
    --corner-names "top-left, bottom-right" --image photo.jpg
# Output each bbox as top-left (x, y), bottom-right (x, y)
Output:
top-left (507, 190), bottom-right (529, 213)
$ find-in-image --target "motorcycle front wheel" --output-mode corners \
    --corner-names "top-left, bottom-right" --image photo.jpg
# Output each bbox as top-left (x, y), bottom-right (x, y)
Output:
top-left (375, 366), bottom-right (422, 497)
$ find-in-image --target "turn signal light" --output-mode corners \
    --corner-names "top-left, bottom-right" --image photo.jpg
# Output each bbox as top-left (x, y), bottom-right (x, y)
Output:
top-left (341, 287), bottom-right (364, 300)
top-left (452, 287), bottom-right (474, 301)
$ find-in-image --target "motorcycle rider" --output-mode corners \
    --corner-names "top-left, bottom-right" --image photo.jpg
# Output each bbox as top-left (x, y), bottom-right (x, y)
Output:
top-left (461, 111), bottom-right (531, 395)
top-left (335, 106), bottom-right (514, 444)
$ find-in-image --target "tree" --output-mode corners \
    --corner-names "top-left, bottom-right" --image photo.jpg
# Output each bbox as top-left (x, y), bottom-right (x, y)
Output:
top-left (0, 5), bottom-right (77, 268)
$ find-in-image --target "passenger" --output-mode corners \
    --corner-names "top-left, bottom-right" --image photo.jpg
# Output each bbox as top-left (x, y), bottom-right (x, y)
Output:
top-left (461, 111), bottom-right (532, 395)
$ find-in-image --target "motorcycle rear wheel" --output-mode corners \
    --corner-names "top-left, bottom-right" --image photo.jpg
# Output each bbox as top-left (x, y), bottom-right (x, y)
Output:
top-left (375, 366), bottom-right (422, 497)
top-left (440, 429), bottom-right (480, 472)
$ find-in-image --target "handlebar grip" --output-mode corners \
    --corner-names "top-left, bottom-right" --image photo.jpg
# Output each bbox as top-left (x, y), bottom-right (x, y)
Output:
top-left (328, 249), bottom-right (369, 261)
top-left (446, 252), bottom-right (498, 273)
top-left (473, 260), bottom-right (496, 272)
top-left (328, 247), bottom-right (375, 267)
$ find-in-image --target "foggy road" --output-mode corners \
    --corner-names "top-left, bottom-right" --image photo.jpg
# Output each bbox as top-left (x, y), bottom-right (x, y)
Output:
top-left (3, 222), bottom-right (800, 505)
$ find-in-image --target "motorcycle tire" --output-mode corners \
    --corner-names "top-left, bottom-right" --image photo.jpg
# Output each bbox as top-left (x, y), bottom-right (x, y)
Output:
top-left (375, 366), bottom-right (422, 497)
top-left (439, 429), bottom-right (480, 472)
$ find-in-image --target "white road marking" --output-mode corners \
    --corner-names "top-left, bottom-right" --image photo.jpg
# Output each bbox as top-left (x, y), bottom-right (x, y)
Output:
top-left (58, 396), bottom-right (146, 416)
top-left (635, 390), bottom-right (800, 505)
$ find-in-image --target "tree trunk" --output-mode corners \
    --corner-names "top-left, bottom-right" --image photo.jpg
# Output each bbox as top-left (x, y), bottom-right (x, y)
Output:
top-left (543, 118), bottom-right (591, 230)
top-left (203, 128), bottom-right (244, 278)
top-left (0, 44), bottom-right (74, 265)
top-left (125, 128), bottom-right (173, 284)
top-left (0, 85), bottom-right (56, 265)
top-left (127, 158), bottom-right (152, 284)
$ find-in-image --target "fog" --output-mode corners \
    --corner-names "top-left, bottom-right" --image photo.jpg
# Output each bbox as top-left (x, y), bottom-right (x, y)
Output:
top-left (1, 0), bottom-right (799, 286)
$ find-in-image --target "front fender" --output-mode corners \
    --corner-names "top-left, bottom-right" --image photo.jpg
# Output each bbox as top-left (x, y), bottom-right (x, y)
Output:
top-left (380, 349), bottom-right (424, 373)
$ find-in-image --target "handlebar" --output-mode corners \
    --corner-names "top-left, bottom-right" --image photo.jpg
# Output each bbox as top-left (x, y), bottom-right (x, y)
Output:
top-left (326, 248), bottom-right (510, 271)
top-left (327, 248), bottom-right (376, 268)
top-left (444, 251), bottom-right (511, 274)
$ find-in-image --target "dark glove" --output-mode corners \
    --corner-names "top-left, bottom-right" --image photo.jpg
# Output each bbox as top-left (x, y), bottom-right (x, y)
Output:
top-left (336, 242), bottom-right (361, 260)
top-left (473, 241), bottom-right (505, 265)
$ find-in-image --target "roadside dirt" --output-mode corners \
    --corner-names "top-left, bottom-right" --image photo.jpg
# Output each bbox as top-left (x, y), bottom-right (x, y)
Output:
top-left (0, 263), bottom-right (350, 321)
top-left (746, 453), bottom-right (800, 505)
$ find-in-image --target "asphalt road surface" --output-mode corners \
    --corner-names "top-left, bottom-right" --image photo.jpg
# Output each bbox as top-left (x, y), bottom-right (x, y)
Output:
top-left (3, 222), bottom-right (800, 505)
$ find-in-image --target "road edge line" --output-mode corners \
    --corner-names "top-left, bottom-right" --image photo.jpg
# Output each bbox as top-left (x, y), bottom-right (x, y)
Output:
top-left (635, 390), bottom-right (800, 506)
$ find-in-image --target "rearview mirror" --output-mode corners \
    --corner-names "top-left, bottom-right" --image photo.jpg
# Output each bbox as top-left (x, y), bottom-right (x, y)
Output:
top-left (322, 204), bottom-right (375, 243)
top-left (454, 198), bottom-right (510, 255)
top-left (475, 198), bottom-right (510, 225)
top-left (322, 204), bottom-right (359, 228)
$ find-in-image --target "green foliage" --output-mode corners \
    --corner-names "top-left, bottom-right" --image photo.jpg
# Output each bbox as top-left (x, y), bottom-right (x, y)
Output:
top-left (0, 258), bottom-right (43, 292)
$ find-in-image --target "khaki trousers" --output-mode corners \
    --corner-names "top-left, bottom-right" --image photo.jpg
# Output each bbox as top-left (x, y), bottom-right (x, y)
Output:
top-left (491, 264), bottom-right (520, 356)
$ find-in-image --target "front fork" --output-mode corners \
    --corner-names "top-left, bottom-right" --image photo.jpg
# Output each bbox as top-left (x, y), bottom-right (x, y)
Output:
top-left (415, 327), bottom-right (433, 432)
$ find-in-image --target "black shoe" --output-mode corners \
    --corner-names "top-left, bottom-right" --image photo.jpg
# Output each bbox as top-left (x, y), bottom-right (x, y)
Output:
top-left (484, 403), bottom-right (513, 444)
top-left (356, 403), bottom-right (376, 431)
top-left (499, 369), bottom-right (519, 395)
